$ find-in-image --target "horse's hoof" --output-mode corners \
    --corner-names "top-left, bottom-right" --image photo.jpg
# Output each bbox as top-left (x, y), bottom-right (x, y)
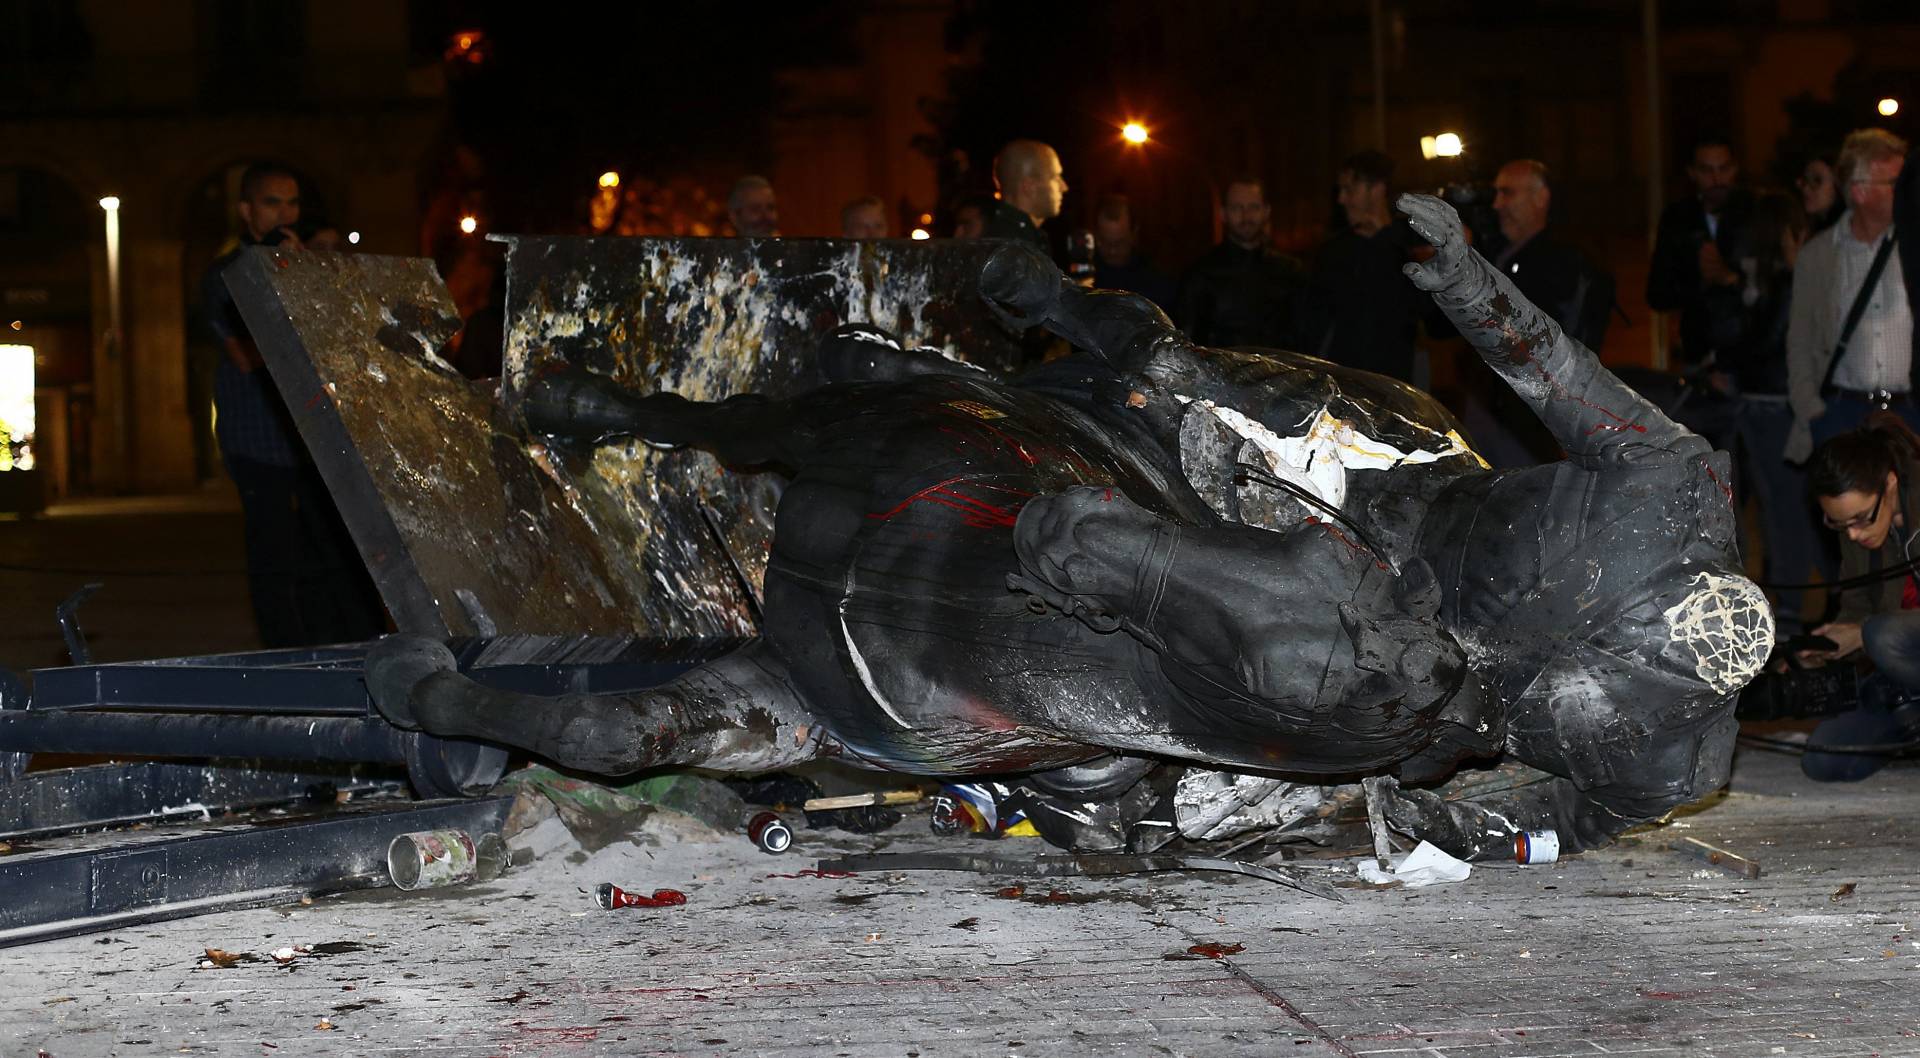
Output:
top-left (365, 634), bottom-right (457, 730)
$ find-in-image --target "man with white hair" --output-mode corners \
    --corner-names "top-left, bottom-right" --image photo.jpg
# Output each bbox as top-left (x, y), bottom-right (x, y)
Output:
top-left (1787, 128), bottom-right (1915, 460)
top-left (727, 175), bottom-right (780, 238)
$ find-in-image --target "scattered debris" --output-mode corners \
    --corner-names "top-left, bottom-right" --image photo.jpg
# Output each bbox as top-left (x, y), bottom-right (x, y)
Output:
top-left (1355, 841), bottom-right (1473, 889)
top-left (1514, 829), bottom-right (1560, 866)
top-left (314, 1019), bottom-right (336, 1031)
top-left (951, 917), bottom-right (980, 931)
top-left (764, 869), bottom-right (856, 880)
top-left (387, 828), bottom-right (511, 891)
top-left (745, 811), bottom-right (793, 854)
top-left (802, 790), bottom-right (923, 812)
top-left (201, 948), bottom-right (248, 969)
top-left (1165, 942), bottom-right (1246, 961)
top-left (594, 883), bottom-right (688, 910)
top-left (1667, 836), bottom-right (1763, 879)
top-left (1831, 883), bottom-right (1858, 901)
top-left (819, 851), bottom-right (1343, 902)
top-left (1361, 777), bottom-right (1395, 869)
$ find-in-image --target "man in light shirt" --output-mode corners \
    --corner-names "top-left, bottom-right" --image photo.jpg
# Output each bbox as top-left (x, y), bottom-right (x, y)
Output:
top-left (1787, 128), bottom-right (1917, 462)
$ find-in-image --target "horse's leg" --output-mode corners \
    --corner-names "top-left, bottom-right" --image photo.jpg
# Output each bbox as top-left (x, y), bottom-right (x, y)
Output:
top-left (366, 637), bottom-right (828, 776)
top-left (523, 368), bottom-right (816, 468)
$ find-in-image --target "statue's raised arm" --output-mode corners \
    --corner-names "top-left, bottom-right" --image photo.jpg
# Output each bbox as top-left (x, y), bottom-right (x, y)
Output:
top-left (1400, 193), bottom-right (1707, 471)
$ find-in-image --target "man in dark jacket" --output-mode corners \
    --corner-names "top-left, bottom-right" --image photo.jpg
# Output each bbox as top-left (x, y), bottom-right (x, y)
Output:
top-left (1092, 194), bottom-right (1175, 312)
top-left (1306, 151), bottom-right (1426, 382)
top-left (1174, 178), bottom-right (1306, 349)
top-left (983, 140), bottom-right (1066, 254)
top-left (1460, 159), bottom-right (1614, 466)
top-left (1482, 160), bottom-right (1611, 351)
top-left (1647, 134), bottom-right (1756, 374)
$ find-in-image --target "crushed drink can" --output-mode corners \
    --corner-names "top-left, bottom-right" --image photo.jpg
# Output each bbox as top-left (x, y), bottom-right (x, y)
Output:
top-left (595, 883), bottom-right (688, 909)
top-left (1514, 829), bottom-right (1560, 866)
top-left (746, 810), bottom-right (792, 854)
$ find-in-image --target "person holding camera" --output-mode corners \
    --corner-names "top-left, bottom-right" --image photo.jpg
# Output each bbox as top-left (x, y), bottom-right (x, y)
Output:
top-left (202, 162), bottom-right (385, 649)
top-left (1647, 134), bottom-right (1756, 380)
top-left (1304, 151), bottom-right (1425, 383)
top-left (1796, 418), bottom-right (1920, 778)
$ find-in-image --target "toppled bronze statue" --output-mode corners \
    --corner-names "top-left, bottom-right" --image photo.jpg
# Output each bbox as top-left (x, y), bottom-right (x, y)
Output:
top-left (368, 195), bottom-right (1771, 861)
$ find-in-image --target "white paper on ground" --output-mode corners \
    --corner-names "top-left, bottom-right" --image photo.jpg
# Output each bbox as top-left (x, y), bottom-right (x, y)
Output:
top-left (1355, 840), bottom-right (1473, 888)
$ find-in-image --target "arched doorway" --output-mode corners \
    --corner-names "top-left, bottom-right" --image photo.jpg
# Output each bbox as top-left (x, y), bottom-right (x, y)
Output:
top-left (0, 165), bottom-right (98, 498)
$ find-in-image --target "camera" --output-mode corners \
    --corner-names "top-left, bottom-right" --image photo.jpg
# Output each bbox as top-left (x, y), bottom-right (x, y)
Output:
top-left (1064, 229), bottom-right (1096, 283)
top-left (1736, 662), bottom-right (1859, 722)
top-left (1437, 182), bottom-right (1498, 247)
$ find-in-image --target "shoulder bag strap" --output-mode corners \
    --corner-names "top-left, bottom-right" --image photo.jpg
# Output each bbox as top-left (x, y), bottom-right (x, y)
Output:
top-left (1822, 231), bottom-right (1900, 392)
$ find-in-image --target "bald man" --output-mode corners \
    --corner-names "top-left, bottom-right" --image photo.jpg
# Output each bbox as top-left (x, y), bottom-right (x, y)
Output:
top-left (984, 139), bottom-right (1067, 252)
top-left (1460, 159), bottom-right (1613, 466)
top-left (1484, 160), bottom-right (1609, 351)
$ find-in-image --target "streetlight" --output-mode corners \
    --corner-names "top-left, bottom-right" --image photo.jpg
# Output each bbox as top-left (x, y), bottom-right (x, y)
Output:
top-left (1420, 132), bottom-right (1464, 160)
top-left (910, 228), bottom-right (931, 241)
top-left (1122, 121), bottom-right (1149, 145)
top-left (1879, 97), bottom-right (1901, 117)
top-left (347, 231), bottom-right (361, 245)
top-left (598, 171), bottom-right (621, 189)
top-left (98, 196), bottom-right (122, 349)
top-left (98, 194), bottom-right (126, 487)
top-left (459, 215), bottom-right (478, 235)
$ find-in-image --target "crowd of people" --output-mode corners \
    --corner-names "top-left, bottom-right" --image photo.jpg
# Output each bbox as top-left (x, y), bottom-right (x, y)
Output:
top-left (208, 129), bottom-right (1920, 782)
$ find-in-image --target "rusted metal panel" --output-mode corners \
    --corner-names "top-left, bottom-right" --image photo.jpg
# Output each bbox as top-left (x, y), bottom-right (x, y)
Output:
top-left (226, 238), bottom-right (1019, 641)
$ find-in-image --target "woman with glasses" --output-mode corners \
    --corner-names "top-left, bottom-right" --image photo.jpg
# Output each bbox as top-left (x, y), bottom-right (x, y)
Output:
top-left (1798, 417), bottom-right (1920, 778)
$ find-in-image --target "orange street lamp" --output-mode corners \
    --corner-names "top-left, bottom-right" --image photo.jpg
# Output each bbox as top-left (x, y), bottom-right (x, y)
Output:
top-left (1879, 98), bottom-right (1901, 117)
top-left (1122, 122), bottom-right (1149, 145)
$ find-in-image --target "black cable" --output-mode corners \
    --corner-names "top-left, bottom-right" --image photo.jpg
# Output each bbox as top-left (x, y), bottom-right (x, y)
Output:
top-left (1231, 462), bottom-right (1387, 561)
top-left (1757, 555), bottom-right (1920, 592)
top-left (1738, 733), bottom-right (1920, 756)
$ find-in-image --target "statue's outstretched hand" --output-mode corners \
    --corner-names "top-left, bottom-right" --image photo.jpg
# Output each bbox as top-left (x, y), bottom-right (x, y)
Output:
top-left (1398, 193), bottom-right (1471, 295)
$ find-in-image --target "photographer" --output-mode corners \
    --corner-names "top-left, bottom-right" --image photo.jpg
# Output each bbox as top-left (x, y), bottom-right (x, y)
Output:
top-left (202, 162), bottom-right (384, 649)
top-left (1796, 417), bottom-right (1920, 778)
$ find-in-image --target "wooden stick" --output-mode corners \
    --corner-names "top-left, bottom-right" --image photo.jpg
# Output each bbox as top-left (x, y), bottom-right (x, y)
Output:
top-left (1668, 836), bottom-right (1763, 879)
top-left (802, 790), bottom-right (924, 811)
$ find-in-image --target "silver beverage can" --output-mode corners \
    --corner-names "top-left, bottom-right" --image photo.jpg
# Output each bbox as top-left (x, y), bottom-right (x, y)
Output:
top-left (389, 828), bottom-right (485, 891)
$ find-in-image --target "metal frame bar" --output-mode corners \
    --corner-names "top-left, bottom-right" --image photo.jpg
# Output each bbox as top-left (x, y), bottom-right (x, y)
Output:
top-left (0, 761), bottom-right (402, 840)
top-left (0, 795), bottom-right (513, 947)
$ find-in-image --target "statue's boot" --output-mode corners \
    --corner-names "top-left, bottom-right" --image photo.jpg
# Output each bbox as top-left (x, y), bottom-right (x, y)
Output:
top-left (366, 636), bottom-right (829, 777)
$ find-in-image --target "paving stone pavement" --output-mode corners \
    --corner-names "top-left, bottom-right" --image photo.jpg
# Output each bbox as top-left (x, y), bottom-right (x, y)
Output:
top-left (0, 748), bottom-right (1916, 1058)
